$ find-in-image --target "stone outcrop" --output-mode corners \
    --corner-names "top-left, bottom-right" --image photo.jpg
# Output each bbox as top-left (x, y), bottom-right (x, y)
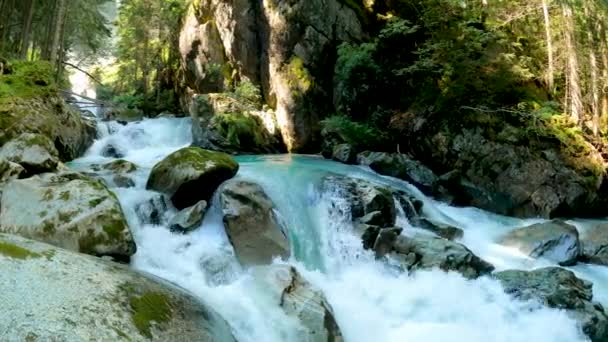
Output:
top-left (580, 223), bottom-right (608, 265)
top-left (495, 267), bottom-right (608, 342)
top-left (499, 220), bottom-right (580, 266)
top-left (179, 0), bottom-right (364, 152)
top-left (169, 200), bottom-right (207, 234)
top-left (0, 133), bottom-right (61, 175)
top-left (219, 180), bottom-right (289, 265)
top-left (146, 147), bottom-right (238, 209)
top-left (0, 172), bottom-right (135, 260)
top-left (0, 233), bottom-right (236, 341)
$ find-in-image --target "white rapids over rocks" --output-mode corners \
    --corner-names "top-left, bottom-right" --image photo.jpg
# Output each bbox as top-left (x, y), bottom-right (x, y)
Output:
top-left (68, 116), bottom-right (608, 342)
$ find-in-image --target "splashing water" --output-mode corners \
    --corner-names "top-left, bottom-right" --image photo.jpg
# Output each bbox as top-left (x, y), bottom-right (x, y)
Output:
top-left (69, 117), bottom-right (605, 342)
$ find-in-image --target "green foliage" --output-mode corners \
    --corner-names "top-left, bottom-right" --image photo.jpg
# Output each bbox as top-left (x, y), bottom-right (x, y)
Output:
top-left (321, 115), bottom-right (386, 150)
top-left (0, 60), bottom-right (56, 100)
top-left (0, 240), bottom-right (42, 260)
top-left (233, 80), bottom-right (262, 107)
top-left (129, 291), bottom-right (173, 337)
top-left (212, 112), bottom-right (267, 147)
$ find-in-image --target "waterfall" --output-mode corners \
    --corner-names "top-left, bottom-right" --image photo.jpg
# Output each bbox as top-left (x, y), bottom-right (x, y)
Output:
top-left (68, 116), bottom-right (607, 342)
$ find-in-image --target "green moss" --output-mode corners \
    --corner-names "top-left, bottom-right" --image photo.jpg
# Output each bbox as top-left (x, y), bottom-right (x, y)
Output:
top-left (211, 112), bottom-right (267, 148)
top-left (59, 191), bottom-right (71, 201)
top-left (112, 327), bottom-right (131, 341)
top-left (89, 198), bottom-right (104, 208)
top-left (286, 57), bottom-right (314, 93)
top-left (152, 147), bottom-right (238, 175)
top-left (42, 220), bottom-right (56, 235)
top-left (0, 241), bottom-right (42, 259)
top-left (0, 60), bottom-right (56, 100)
top-left (103, 216), bottom-right (128, 242)
top-left (42, 249), bottom-right (56, 261)
top-left (129, 291), bottom-right (173, 338)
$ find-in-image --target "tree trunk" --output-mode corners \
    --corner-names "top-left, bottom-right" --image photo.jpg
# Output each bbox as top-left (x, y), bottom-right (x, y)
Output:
top-left (0, 0), bottom-right (15, 53)
top-left (41, 0), bottom-right (57, 60)
top-left (542, 0), bottom-right (554, 93)
top-left (19, 0), bottom-right (36, 59)
top-left (49, 0), bottom-right (66, 66)
top-left (584, 2), bottom-right (600, 135)
top-left (562, 2), bottom-right (583, 124)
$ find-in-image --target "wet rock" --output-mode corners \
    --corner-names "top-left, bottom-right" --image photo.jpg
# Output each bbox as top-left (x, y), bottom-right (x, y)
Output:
top-left (0, 158), bottom-right (24, 189)
top-left (357, 151), bottom-right (439, 196)
top-left (393, 235), bottom-right (494, 279)
top-left (373, 227), bottom-right (403, 258)
top-left (0, 133), bottom-right (61, 175)
top-left (0, 172), bottom-right (135, 260)
top-left (499, 220), bottom-right (580, 266)
top-left (101, 144), bottom-right (125, 158)
top-left (410, 217), bottom-right (464, 241)
top-left (394, 191), bottom-right (423, 220)
top-left (113, 174), bottom-right (135, 188)
top-left (358, 211), bottom-right (386, 226)
top-left (495, 267), bottom-right (608, 342)
top-left (147, 147), bottom-right (238, 209)
top-left (103, 159), bottom-right (138, 174)
top-left (331, 143), bottom-right (357, 164)
top-left (219, 180), bottom-right (289, 265)
top-left (252, 265), bottom-right (343, 341)
top-left (358, 224), bottom-right (381, 250)
top-left (135, 194), bottom-right (168, 226)
top-left (169, 200), bottom-right (207, 234)
top-left (0, 233), bottom-right (236, 341)
top-left (580, 223), bottom-right (608, 265)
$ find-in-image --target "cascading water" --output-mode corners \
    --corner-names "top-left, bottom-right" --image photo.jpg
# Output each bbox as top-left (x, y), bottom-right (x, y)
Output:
top-left (69, 115), bottom-right (608, 342)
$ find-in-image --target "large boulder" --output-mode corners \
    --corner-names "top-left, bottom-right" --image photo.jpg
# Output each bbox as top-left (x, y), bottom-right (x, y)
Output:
top-left (179, 0), bottom-right (364, 152)
top-left (392, 235), bottom-right (495, 279)
top-left (499, 220), bottom-right (580, 266)
top-left (0, 95), bottom-right (96, 161)
top-left (252, 265), bottom-right (342, 341)
top-left (0, 133), bottom-right (61, 175)
top-left (0, 172), bottom-right (135, 260)
top-left (357, 151), bottom-right (439, 195)
top-left (495, 267), bottom-right (608, 342)
top-left (0, 233), bottom-right (236, 341)
top-left (219, 180), bottom-right (289, 265)
top-left (580, 223), bottom-right (608, 265)
top-left (146, 147), bottom-right (238, 209)
top-left (190, 93), bottom-right (284, 154)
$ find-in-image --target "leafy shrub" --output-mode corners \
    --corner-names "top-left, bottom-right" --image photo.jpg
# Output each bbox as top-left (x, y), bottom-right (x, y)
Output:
top-left (321, 115), bottom-right (387, 150)
top-left (233, 80), bottom-right (262, 107)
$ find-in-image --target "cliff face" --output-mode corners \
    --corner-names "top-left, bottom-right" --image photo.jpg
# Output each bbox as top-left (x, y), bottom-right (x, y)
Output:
top-left (179, 0), bottom-right (363, 152)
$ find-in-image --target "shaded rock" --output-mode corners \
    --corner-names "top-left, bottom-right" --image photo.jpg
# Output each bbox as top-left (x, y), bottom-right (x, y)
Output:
top-left (135, 194), bottom-right (168, 226)
top-left (220, 180), bottom-right (289, 265)
top-left (103, 159), bottom-right (138, 174)
top-left (499, 220), bottom-right (580, 266)
top-left (113, 175), bottom-right (135, 188)
top-left (331, 143), bottom-right (357, 164)
top-left (252, 265), bottom-right (342, 341)
top-left (0, 133), bottom-right (61, 175)
top-left (0, 158), bottom-right (24, 189)
top-left (393, 235), bottom-right (494, 279)
top-left (495, 267), bottom-right (608, 342)
top-left (147, 147), bottom-right (238, 209)
top-left (101, 144), bottom-right (124, 158)
top-left (103, 107), bottom-right (144, 123)
top-left (0, 233), bottom-right (236, 341)
top-left (410, 217), bottom-right (464, 241)
top-left (394, 191), bottom-right (423, 220)
top-left (0, 172), bottom-right (135, 260)
top-left (373, 227), bottom-right (403, 258)
top-left (169, 200), bottom-right (207, 234)
top-left (358, 224), bottom-right (381, 250)
top-left (357, 151), bottom-right (439, 195)
top-left (580, 223), bottom-right (608, 265)
top-left (357, 211), bottom-right (386, 226)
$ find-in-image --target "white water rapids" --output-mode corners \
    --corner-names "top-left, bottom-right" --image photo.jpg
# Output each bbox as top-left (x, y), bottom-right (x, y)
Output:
top-left (68, 116), bottom-right (608, 342)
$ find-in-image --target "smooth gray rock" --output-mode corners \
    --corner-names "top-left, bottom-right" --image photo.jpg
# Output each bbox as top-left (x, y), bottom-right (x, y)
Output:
top-left (0, 133), bottom-right (61, 175)
top-left (580, 223), bottom-right (608, 265)
top-left (169, 200), bottom-right (207, 234)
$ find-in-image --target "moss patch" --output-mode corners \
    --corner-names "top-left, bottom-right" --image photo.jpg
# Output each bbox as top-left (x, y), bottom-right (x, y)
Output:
top-left (286, 57), bottom-right (314, 93)
top-left (211, 112), bottom-right (268, 148)
top-left (0, 241), bottom-right (42, 259)
top-left (0, 60), bottom-right (56, 100)
top-left (129, 291), bottom-right (174, 338)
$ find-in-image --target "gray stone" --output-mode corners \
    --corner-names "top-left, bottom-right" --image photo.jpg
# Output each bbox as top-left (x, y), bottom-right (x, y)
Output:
top-left (0, 158), bottom-right (24, 189)
top-left (0, 133), bottom-right (61, 175)
top-left (169, 200), bottom-right (207, 234)
top-left (580, 223), bottom-right (608, 265)
top-left (220, 180), bottom-right (289, 265)
top-left (331, 143), bottom-right (357, 164)
top-left (410, 217), bottom-right (464, 241)
top-left (0, 233), bottom-right (236, 341)
top-left (499, 220), bottom-right (580, 266)
top-left (0, 172), bottom-right (135, 260)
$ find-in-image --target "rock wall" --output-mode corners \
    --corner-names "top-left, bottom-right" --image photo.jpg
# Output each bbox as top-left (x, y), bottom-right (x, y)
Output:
top-left (179, 0), bottom-right (364, 152)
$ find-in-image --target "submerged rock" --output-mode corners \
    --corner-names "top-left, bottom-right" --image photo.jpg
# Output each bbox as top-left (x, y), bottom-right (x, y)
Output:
top-left (0, 133), bottom-right (61, 175)
top-left (103, 159), bottom-right (138, 174)
top-left (495, 267), bottom-right (608, 342)
top-left (135, 194), bottom-right (168, 226)
top-left (101, 144), bottom-right (125, 158)
top-left (146, 147), bottom-right (238, 209)
top-left (357, 151), bottom-right (439, 195)
top-left (0, 172), bottom-right (135, 260)
top-left (392, 235), bottom-right (494, 279)
top-left (499, 220), bottom-right (580, 266)
top-left (220, 180), bottom-right (289, 265)
top-left (252, 265), bottom-right (343, 341)
top-left (580, 223), bottom-right (608, 265)
top-left (0, 233), bottom-right (236, 341)
top-left (169, 200), bottom-right (207, 234)
top-left (410, 217), bottom-right (464, 241)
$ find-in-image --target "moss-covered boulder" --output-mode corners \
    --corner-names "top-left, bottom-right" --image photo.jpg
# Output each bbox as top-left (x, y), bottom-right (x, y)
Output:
top-left (0, 133), bottom-right (61, 175)
top-left (147, 147), bottom-right (238, 209)
top-left (0, 233), bottom-right (236, 341)
top-left (103, 159), bottom-right (138, 174)
top-left (0, 172), bottom-right (135, 260)
top-left (0, 61), bottom-right (96, 161)
top-left (0, 158), bottom-right (24, 189)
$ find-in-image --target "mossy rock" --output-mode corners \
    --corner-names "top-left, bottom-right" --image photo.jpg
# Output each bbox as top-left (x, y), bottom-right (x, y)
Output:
top-left (0, 233), bottom-right (236, 341)
top-left (0, 133), bottom-right (61, 175)
top-left (103, 159), bottom-right (138, 174)
top-left (146, 147), bottom-right (239, 209)
top-left (0, 171), bottom-right (135, 260)
top-left (0, 158), bottom-right (24, 189)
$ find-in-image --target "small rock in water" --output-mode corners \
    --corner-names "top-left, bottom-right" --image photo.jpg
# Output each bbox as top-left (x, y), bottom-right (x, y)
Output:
top-left (373, 227), bottom-right (403, 258)
top-left (410, 217), bottom-right (464, 240)
top-left (135, 194), bottom-right (168, 225)
top-left (169, 200), bottom-right (207, 234)
top-left (101, 144), bottom-right (124, 158)
top-left (113, 174), bottom-right (135, 188)
top-left (580, 223), bottom-right (608, 266)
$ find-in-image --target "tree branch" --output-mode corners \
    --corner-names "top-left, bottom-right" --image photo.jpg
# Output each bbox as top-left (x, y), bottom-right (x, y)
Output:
top-left (61, 61), bottom-right (103, 85)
